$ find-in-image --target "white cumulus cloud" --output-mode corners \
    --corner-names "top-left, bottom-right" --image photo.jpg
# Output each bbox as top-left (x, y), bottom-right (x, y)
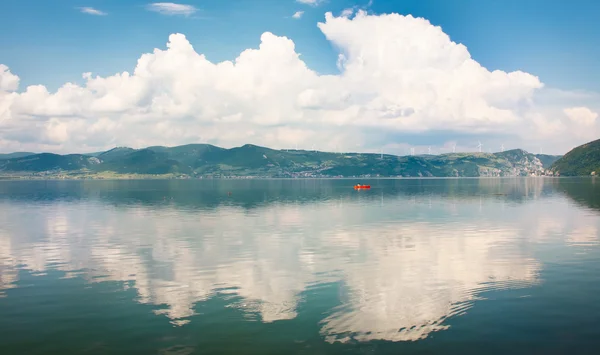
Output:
top-left (78, 7), bottom-right (107, 16)
top-left (0, 65), bottom-right (19, 92)
top-left (292, 11), bottom-right (304, 19)
top-left (0, 10), bottom-right (598, 154)
top-left (564, 107), bottom-right (598, 126)
top-left (146, 2), bottom-right (197, 16)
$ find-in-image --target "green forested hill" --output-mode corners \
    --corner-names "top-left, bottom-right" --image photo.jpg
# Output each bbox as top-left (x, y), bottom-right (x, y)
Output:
top-left (0, 144), bottom-right (560, 178)
top-left (0, 152), bottom-right (35, 160)
top-left (97, 149), bottom-right (190, 175)
top-left (0, 153), bottom-right (98, 172)
top-left (551, 138), bottom-right (600, 176)
top-left (535, 154), bottom-right (561, 168)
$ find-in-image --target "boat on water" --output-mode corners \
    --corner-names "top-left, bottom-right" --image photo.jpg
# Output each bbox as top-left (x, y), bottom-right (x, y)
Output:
top-left (354, 184), bottom-right (371, 189)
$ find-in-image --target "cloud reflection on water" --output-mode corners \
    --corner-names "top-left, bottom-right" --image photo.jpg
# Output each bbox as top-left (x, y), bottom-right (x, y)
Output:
top-left (0, 178), bottom-right (598, 342)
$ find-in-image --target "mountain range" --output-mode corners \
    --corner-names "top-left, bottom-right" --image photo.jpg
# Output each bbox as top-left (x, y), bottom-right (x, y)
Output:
top-left (0, 144), bottom-right (563, 178)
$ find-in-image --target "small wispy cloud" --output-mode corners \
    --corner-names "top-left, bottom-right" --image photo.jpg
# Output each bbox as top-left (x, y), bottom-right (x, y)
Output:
top-left (146, 2), bottom-right (197, 16)
top-left (78, 7), bottom-right (107, 16)
top-left (340, 0), bottom-right (373, 18)
top-left (292, 11), bottom-right (304, 19)
top-left (341, 8), bottom-right (354, 17)
top-left (296, 0), bottom-right (324, 6)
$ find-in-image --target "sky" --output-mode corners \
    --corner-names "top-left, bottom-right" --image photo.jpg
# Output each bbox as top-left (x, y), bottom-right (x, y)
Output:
top-left (1, 0), bottom-right (599, 155)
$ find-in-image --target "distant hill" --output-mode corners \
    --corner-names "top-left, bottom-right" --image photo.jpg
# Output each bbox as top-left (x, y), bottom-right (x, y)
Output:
top-left (0, 152), bottom-right (35, 160)
top-left (0, 153), bottom-right (100, 172)
top-left (551, 138), bottom-right (600, 176)
top-left (0, 144), bottom-right (562, 178)
top-left (147, 144), bottom-right (226, 167)
top-left (97, 149), bottom-right (189, 175)
top-left (534, 154), bottom-right (561, 168)
top-left (93, 147), bottom-right (136, 161)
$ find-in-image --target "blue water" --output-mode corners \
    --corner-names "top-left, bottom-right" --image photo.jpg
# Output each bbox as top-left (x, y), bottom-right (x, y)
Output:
top-left (0, 178), bottom-right (599, 354)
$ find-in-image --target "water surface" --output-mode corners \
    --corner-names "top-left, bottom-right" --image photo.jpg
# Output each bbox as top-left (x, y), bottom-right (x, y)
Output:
top-left (1, 178), bottom-right (599, 354)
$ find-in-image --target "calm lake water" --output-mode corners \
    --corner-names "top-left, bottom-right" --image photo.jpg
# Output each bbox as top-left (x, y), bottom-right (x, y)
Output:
top-left (1, 178), bottom-right (600, 354)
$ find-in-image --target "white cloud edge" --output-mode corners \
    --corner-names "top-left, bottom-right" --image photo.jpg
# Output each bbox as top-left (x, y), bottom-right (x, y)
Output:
top-left (292, 11), bottom-right (304, 19)
top-left (78, 7), bottom-right (107, 16)
top-left (146, 2), bottom-right (197, 16)
top-left (341, 8), bottom-right (354, 17)
top-left (564, 106), bottom-right (598, 126)
top-left (296, 0), bottom-right (324, 7)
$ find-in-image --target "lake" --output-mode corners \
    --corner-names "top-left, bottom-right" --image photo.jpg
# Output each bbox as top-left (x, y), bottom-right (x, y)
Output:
top-left (1, 178), bottom-right (599, 354)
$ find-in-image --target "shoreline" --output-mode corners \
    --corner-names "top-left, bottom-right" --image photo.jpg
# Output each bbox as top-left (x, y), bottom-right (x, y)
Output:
top-left (0, 175), bottom-right (569, 181)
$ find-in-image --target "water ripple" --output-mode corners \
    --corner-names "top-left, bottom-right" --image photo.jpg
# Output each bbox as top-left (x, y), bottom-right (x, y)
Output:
top-left (0, 178), bottom-right (599, 352)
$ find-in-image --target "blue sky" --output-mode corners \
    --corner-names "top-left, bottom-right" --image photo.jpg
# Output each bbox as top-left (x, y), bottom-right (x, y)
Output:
top-left (1, 0), bottom-right (599, 155)
top-left (2, 0), bottom-right (599, 92)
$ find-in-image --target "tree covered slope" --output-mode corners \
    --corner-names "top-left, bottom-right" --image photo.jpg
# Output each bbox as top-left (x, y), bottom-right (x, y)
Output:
top-left (0, 144), bottom-right (560, 177)
top-left (551, 138), bottom-right (600, 176)
top-left (0, 152), bottom-right (35, 160)
top-left (0, 153), bottom-right (99, 172)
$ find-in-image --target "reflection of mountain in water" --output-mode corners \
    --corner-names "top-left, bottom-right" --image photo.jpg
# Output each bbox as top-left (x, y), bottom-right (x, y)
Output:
top-left (556, 177), bottom-right (600, 211)
top-left (0, 178), bottom-right (555, 210)
top-left (0, 178), bottom-right (589, 342)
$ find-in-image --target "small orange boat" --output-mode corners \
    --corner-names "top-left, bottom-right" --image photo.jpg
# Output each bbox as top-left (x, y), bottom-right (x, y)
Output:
top-left (354, 184), bottom-right (371, 189)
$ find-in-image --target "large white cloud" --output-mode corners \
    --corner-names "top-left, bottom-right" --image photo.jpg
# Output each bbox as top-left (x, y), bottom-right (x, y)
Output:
top-left (0, 11), bottom-right (598, 154)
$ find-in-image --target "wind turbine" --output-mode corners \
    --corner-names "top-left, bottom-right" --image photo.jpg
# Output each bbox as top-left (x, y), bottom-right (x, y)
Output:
top-left (380, 147), bottom-right (384, 160)
top-left (477, 141), bottom-right (483, 153)
top-left (410, 147), bottom-right (415, 156)
top-left (501, 144), bottom-right (505, 152)
top-left (452, 144), bottom-right (456, 153)
top-left (428, 146), bottom-right (432, 155)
